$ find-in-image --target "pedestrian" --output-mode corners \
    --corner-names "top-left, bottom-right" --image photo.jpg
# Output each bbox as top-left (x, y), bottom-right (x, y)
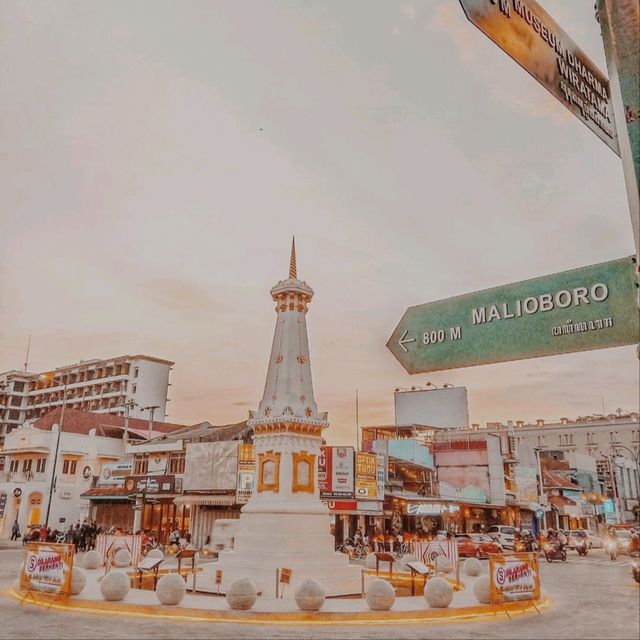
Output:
top-left (10, 519), bottom-right (20, 541)
top-left (39, 524), bottom-right (47, 542)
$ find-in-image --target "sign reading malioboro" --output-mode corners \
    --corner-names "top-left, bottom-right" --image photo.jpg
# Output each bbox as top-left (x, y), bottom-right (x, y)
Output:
top-left (388, 256), bottom-right (639, 374)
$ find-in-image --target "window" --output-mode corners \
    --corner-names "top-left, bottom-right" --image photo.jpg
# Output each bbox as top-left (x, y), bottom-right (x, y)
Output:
top-left (36, 458), bottom-right (46, 473)
top-left (132, 384), bottom-right (137, 394)
top-left (134, 454), bottom-right (148, 475)
top-left (537, 435), bottom-right (545, 446)
top-left (134, 367), bottom-right (139, 378)
top-left (0, 456), bottom-right (4, 471)
top-left (9, 459), bottom-right (19, 473)
top-left (169, 451), bottom-right (185, 475)
top-left (62, 459), bottom-right (77, 475)
top-left (8, 410), bottom-right (20, 420)
top-left (13, 381), bottom-right (25, 392)
top-left (22, 458), bottom-right (33, 472)
top-left (10, 395), bottom-right (21, 406)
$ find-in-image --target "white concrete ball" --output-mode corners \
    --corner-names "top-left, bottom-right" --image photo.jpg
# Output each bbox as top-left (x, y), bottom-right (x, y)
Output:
top-left (364, 553), bottom-right (378, 570)
top-left (424, 577), bottom-right (453, 608)
top-left (70, 567), bottom-right (86, 596)
top-left (473, 575), bottom-right (491, 604)
top-left (436, 556), bottom-right (452, 573)
top-left (365, 578), bottom-right (395, 611)
top-left (146, 548), bottom-right (164, 561)
top-left (113, 548), bottom-right (132, 567)
top-left (83, 550), bottom-right (102, 570)
top-left (156, 573), bottom-right (187, 606)
top-left (226, 578), bottom-right (257, 610)
top-left (100, 571), bottom-right (130, 601)
top-left (294, 578), bottom-right (325, 611)
top-left (464, 557), bottom-right (483, 577)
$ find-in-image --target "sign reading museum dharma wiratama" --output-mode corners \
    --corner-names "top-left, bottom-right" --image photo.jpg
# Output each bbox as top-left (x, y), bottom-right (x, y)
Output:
top-left (458, 0), bottom-right (619, 155)
top-left (387, 256), bottom-right (639, 374)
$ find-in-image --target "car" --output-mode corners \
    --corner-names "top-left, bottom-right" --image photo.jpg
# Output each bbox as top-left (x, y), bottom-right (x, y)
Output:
top-left (457, 533), bottom-right (503, 558)
top-left (487, 525), bottom-right (517, 550)
top-left (614, 530), bottom-right (633, 555)
top-left (585, 531), bottom-right (603, 549)
top-left (567, 529), bottom-right (591, 550)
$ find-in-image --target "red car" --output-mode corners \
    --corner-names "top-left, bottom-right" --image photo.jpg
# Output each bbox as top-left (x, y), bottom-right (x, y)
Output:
top-left (456, 534), bottom-right (503, 558)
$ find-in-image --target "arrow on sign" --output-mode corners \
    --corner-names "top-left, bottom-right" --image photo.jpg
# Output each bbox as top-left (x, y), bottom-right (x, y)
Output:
top-left (398, 330), bottom-right (416, 353)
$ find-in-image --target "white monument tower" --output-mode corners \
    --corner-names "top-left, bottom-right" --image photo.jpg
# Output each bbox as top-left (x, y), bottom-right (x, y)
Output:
top-left (213, 240), bottom-right (361, 596)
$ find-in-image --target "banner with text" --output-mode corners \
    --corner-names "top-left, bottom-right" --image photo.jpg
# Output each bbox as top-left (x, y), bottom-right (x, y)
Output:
top-left (490, 552), bottom-right (541, 603)
top-left (319, 446), bottom-right (354, 499)
top-left (20, 542), bottom-right (74, 596)
top-left (236, 444), bottom-right (256, 504)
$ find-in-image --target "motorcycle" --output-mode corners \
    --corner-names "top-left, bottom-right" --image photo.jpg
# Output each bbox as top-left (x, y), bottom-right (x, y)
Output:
top-left (543, 541), bottom-right (567, 562)
top-left (575, 539), bottom-right (589, 556)
top-left (630, 553), bottom-right (640, 584)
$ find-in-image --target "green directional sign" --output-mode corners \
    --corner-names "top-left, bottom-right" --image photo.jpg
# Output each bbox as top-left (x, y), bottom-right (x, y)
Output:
top-left (387, 256), bottom-right (639, 374)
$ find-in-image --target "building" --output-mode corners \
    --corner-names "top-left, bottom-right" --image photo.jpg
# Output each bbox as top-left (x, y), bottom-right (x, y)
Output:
top-left (471, 414), bottom-right (640, 524)
top-left (0, 354), bottom-right (174, 442)
top-left (0, 408), bottom-right (187, 537)
top-left (81, 420), bottom-right (254, 545)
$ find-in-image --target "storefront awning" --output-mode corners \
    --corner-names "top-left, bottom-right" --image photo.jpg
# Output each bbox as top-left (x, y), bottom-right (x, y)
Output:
top-left (173, 494), bottom-right (237, 506)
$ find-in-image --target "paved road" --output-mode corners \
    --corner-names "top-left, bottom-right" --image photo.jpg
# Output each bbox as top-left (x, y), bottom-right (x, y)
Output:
top-left (0, 543), bottom-right (638, 640)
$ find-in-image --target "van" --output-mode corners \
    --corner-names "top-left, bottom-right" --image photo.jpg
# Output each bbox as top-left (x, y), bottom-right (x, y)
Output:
top-left (487, 525), bottom-right (517, 550)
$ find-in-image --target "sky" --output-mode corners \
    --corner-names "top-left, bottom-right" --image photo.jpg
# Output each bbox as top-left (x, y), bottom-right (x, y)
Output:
top-left (0, 1), bottom-right (637, 446)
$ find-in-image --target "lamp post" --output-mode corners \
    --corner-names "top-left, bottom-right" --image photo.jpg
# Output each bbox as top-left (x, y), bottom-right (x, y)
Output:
top-left (42, 373), bottom-right (69, 529)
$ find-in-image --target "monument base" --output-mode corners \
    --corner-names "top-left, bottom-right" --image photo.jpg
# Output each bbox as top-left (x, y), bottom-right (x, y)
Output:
top-left (200, 512), bottom-right (362, 597)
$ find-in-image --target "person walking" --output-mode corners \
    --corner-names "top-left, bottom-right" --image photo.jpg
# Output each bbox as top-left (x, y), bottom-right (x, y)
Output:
top-left (10, 519), bottom-right (20, 541)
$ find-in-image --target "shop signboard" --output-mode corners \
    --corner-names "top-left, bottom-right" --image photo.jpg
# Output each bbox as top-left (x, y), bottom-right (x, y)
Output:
top-left (322, 500), bottom-right (384, 515)
top-left (124, 475), bottom-right (175, 494)
top-left (147, 455), bottom-right (167, 476)
top-left (406, 503), bottom-right (460, 516)
top-left (458, 0), bottom-right (619, 154)
top-left (0, 492), bottom-right (7, 519)
top-left (236, 444), bottom-right (256, 504)
top-left (489, 552), bottom-right (541, 603)
top-left (355, 452), bottom-right (378, 500)
top-left (100, 461), bottom-right (133, 485)
top-left (319, 446), bottom-right (354, 499)
top-left (388, 256), bottom-right (638, 374)
top-left (20, 542), bottom-right (74, 596)
top-left (376, 454), bottom-right (386, 500)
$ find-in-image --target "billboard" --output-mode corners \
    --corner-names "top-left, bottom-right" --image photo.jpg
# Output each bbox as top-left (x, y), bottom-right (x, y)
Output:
top-left (20, 543), bottom-right (74, 596)
top-left (388, 256), bottom-right (638, 374)
top-left (355, 452), bottom-right (378, 500)
top-left (236, 444), bottom-right (255, 504)
top-left (490, 552), bottom-right (541, 603)
top-left (99, 461), bottom-right (132, 485)
top-left (319, 446), bottom-right (354, 499)
top-left (183, 442), bottom-right (239, 491)
top-left (395, 387), bottom-right (469, 428)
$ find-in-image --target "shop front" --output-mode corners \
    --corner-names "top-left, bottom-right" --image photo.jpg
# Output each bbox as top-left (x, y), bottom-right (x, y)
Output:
top-left (323, 499), bottom-right (384, 544)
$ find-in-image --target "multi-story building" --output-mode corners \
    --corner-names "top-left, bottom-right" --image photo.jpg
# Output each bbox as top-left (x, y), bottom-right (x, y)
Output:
top-left (0, 354), bottom-right (174, 443)
top-left (466, 414), bottom-right (640, 524)
top-left (0, 408), bottom-right (188, 537)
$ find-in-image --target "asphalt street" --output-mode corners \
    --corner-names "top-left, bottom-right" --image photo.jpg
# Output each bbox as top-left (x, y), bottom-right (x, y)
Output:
top-left (0, 543), bottom-right (638, 640)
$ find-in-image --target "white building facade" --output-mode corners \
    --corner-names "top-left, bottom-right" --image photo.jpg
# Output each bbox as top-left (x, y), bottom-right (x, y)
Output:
top-left (0, 422), bottom-right (125, 537)
top-left (0, 354), bottom-right (173, 442)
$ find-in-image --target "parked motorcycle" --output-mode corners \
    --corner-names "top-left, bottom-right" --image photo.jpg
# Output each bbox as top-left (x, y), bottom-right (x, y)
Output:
top-left (543, 541), bottom-right (567, 562)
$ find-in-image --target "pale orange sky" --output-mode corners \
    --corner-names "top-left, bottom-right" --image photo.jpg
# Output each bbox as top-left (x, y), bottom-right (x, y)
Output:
top-left (1, 1), bottom-right (637, 445)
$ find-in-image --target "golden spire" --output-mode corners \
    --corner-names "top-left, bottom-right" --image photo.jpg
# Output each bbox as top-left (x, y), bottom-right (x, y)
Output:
top-left (289, 236), bottom-right (297, 279)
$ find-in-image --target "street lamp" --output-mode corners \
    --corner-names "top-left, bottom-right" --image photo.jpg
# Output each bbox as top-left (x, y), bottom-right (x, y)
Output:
top-left (41, 372), bottom-right (69, 529)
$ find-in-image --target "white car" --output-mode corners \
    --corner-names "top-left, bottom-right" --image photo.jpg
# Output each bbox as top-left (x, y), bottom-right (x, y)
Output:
top-left (487, 525), bottom-right (517, 550)
top-left (585, 531), bottom-right (603, 549)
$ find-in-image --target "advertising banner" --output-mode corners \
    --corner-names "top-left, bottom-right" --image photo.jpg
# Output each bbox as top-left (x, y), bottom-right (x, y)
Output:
top-left (20, 543), bottom-right (74, 596)
top-left (355, 452), bottom-right (378, 500)
top-left (183, 442), bottom-right (239, 491)
top-left (99, 461), bottom-right (133, 485)
top-left (124, 475), bottom-right (175, 494)
top-left (0, 492), bottom-right (7, 519)
top-left (376, 454), bottom-right (386, 500)
top-left (489, 552), bottom-right (541, 603)
top-left (236, 443), bottom-right (256, 504)
top-left (319, 446), bottom-right (354, 499)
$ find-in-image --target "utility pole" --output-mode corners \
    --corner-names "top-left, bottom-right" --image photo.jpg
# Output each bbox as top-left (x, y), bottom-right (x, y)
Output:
top-left (355, 389), bottom-right (359, 451)
top-left (143, 405), bottom-right (160, 439)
